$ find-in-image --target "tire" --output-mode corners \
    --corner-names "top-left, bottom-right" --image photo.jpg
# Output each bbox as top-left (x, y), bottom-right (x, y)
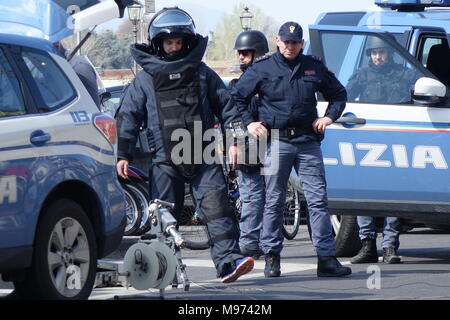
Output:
top-left (178, 205), bottom-right (210, 250)
top-left (123, 181), bottom-right (150, 236)
top-left (14, 199), bottom-right (97, 300)
top-left (282, 182), bottom-right (302, 240)
top-left (122, 182), bottom-right (145, 236)
top-left (332, 215), bottom-right (361, 257)
top-left (306, 212), bottom-right (361, 257)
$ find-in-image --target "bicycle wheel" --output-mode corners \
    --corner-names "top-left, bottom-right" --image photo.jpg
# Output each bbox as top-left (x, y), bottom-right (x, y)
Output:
top-left (129, 181), bottom-right (151, 236)
top-left (282, 182), bottom-right (303, 240)
top-left (178, 205), bottom-right (210, 250)
top-left (122, 182), bottom-right (144, 236)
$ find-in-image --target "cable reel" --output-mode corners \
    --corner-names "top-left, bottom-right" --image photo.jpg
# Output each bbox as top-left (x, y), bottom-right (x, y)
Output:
top-left (123, 241), bottom-right (177, 290)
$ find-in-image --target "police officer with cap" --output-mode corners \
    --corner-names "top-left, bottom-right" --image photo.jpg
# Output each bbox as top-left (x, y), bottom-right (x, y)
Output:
top-left (231, 21), bottom-right (351, 278)
top-left (228, 30), bottom-right (269, 260)
top-left (116, 7), bottom-right (254, 283)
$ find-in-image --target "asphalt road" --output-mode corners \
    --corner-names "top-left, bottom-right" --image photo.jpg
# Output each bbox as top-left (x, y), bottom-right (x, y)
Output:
top-left (2, 225), bottom-right (450, 301)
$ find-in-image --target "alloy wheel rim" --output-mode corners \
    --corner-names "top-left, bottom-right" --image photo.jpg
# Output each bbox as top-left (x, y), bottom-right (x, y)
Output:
top-left (47, 217), bottom-right (90, 297)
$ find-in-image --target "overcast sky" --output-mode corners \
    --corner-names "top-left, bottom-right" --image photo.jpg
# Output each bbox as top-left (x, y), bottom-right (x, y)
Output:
top-left (100, 0), bottom-right (379, 36)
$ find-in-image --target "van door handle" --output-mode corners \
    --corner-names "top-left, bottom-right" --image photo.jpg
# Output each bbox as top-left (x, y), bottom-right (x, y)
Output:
top-left (335, 117), bottom-right (366, 125)
top-left (30, 130), bottom-right (51, 145)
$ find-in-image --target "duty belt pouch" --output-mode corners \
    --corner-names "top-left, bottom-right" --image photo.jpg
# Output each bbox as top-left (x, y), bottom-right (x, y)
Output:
top-left (138, 128), bottom-right (156, 154)
top-left (154, 63), bottom-right (203, 178)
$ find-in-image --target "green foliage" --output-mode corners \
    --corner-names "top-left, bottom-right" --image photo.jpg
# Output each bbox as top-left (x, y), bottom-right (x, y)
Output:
top-left (61, 3), bottom-right (280, 69)
top-left (205, 3), bottom-right (279, 61)
top-left (62, 30), bottom-right (134, 70)
top-left (88, 31), bottom-right (134, 69)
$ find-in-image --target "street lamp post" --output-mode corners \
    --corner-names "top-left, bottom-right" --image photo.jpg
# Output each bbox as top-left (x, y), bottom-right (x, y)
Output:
top-left (240, 6), bottom-right (253, 31)
top-left (128, 2), bottom-right (144, 76)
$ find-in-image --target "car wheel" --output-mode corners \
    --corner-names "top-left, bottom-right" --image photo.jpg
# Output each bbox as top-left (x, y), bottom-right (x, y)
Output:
top-left (14, 199), bottom-right (97, 300)
top-left (330, 215), bottom-right (361, 257)
top-left (121, 181), bottom-right (149, 236)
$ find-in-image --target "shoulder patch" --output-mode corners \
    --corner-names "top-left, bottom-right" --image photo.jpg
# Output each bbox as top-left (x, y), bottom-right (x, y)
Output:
top-left (254, 54), bottom-right (271, 63)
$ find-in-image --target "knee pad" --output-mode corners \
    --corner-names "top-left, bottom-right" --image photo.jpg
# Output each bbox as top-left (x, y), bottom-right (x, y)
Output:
top-left (200, 190), bottom-right (238, 244)
top-left (200, 189), bottom-right (232, 223)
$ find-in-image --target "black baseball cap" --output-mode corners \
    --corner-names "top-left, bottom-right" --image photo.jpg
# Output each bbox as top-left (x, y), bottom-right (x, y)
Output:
top-left (278, 22), bottom-right (303, 43)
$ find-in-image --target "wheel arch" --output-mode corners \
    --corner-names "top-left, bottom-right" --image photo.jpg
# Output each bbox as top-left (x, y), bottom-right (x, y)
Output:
top-left (37, 181), bottom-right (104, 258)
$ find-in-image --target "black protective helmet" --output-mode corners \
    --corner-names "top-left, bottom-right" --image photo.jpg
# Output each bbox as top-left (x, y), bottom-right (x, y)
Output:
top-left (148, 7), bottom-right (197, 60)
top-left (365, 36), bottom-right (391, 56)
top-left (234, 30), bottom-right (269, 55)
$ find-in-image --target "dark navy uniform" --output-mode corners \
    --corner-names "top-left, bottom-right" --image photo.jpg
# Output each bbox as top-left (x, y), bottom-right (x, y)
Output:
top-left (232, 50), bottom-right (347, 258)
top-left (228, 77), bottom-right (265, 256)
top-left (235, 52), bottom-right (346, 142)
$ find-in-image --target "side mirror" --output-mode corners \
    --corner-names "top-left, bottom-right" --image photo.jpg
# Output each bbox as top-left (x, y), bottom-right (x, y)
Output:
top-left (413, 77), bottom-right (447, 105)
top-left (99, 91), bottom-right (112, 104)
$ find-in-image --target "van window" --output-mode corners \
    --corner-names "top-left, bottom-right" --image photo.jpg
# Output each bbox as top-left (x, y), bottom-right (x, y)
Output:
top-left (0, 48), bottom-right (26, 118)
top-left (22, 48), bottom-right (76, 111)
top-left (320, 32), bottom-right (423, 105)
top-left (420, 37), bottom-right (450, 88)
top-left (420, 38), bottom-right (443, 66)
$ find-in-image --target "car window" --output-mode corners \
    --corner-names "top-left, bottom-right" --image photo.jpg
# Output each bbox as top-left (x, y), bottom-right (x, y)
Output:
top-left (110, 91), bottom-right (123, 110)
top-left (420, 37), bottom-right (443, 66)
top-left (0, 48), bottom-right (26, 118)
top-left (21, 48), bottom-right (76, 112)
top-left (321, 32), bottom-right (423, 105)
top-left (101, 90), bottom-right (123, 117)
top-left (419, 37), bottom-right (450, 88)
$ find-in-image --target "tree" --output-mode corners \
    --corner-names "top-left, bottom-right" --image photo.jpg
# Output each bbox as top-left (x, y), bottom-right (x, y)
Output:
top-left (61, 29), bottom-right (134, 70)
top-left (205, 3), bottom-right (279, 62)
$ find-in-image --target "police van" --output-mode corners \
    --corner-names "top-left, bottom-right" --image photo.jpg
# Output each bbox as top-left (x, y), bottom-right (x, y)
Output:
top-left (294, 0), bottom-right (450, 256)
top-left (0, 0), bottom-right (133, 299)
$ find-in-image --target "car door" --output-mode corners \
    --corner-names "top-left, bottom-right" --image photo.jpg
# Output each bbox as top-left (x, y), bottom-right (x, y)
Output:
top-left (308, 26), bottom-right (450, 214)
top-left (0, 44), bottom-right (52, 249)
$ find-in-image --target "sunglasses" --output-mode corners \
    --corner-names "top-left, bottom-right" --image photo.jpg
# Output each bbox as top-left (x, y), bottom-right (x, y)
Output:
top-left (238, 50), bottom-right (254, 57)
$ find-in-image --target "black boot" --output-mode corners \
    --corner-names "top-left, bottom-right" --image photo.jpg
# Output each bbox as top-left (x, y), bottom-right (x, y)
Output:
top-left (350, 239), bottom-right (378, 264)
top-left (317, 256), bottom-right (352, 277)
top-left (264, 253), bottom-right (281, 277)
top-left (383, 247), bottom-right (401, 264)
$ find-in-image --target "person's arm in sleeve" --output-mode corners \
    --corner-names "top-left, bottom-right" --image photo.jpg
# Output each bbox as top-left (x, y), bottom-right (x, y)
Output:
top-left (231, 67), bottom-right (268, 139)
top-left (115, 76), bottom-right (147, 163)
top-left (230, 67), bottom-right (260, 128)
top-left (319, 65), bottom-right (347, 122)
top-left (205, 68), bottom-right (238, 128)
top-left (312, 64), bottom-right (347, 134)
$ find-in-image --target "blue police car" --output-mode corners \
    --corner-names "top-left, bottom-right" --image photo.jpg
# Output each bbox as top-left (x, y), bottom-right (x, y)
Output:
top-left (292, 0), bottom-right (450, 256)
top-left (0, 0), bottom-right (135, 300)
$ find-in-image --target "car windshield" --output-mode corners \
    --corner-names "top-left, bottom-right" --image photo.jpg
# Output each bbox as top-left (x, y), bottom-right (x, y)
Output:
top-left (0, 0), bottom-right (114, 42)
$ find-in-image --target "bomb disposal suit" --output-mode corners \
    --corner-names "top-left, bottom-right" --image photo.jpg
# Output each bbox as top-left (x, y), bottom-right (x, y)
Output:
top-left (116, 7), bottom-right (247, 278)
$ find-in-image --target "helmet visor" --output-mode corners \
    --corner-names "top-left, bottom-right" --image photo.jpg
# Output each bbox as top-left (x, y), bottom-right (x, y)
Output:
top-left (152, 10), bottom-right (193, 28)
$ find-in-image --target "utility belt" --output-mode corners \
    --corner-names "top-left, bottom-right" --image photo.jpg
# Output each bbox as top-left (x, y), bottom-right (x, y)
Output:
top-left (277, 126), bottom-right (313, 139)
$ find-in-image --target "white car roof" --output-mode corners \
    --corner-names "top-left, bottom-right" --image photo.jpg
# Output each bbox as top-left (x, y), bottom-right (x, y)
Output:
top-left (0, 0), bottom-right (130, 43)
